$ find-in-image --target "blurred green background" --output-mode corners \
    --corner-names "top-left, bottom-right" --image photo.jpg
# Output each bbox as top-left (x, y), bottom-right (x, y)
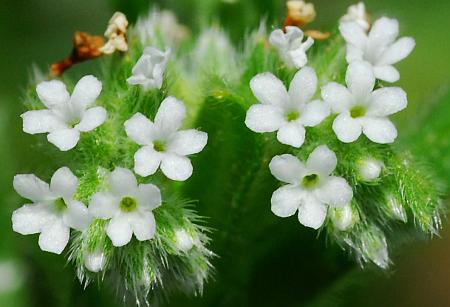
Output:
top-left (0, 0), bottom-right (449, 306)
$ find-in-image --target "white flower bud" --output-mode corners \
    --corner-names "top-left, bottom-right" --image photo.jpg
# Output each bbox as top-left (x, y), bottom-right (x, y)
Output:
top-left (175, 229), bottom-right (195, 252)
top-left (358, 158), bottom-right (383, 181)
top-left (84, 250), bottom-right (106, 272)
top-left (387, 195), bottom-right (407, 222)
top-left (330, 204), bottom-right (357, 231)
top-left (361, 229), bottom-right (389, 269)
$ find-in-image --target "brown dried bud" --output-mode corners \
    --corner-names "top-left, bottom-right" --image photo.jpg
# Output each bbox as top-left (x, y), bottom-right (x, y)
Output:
top-left (304, 30), bottom-right (331, 40)
top-left (283, 0), bottom-right (316, 28)
top-left (50, 31), bottom-right (104, 76)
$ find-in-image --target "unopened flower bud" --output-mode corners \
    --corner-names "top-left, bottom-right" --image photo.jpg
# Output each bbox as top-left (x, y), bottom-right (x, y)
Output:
top-left (84, 250), bottom-right (106, 273)
top-left (387, 195), bottom-right (407, 222)
top-left (330, 204), bottom-right (358, 231)
top-left (358, 158), bottom-right (383, 181)
top-left (175, 229), bottom-right (195, 252)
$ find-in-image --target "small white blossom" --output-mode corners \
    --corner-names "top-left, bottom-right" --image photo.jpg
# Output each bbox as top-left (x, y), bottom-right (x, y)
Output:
top-left (174, 229), bottom-right (195, 252)
top-left (321, 61), bottom-right (407, 144)
top-left (339, 2), bottom-right (370, 31)
top-left (269, 26), bottom-right (314, 69)
top-left (100, 12), bottom-right (129, 55)
top-left (125, 97), bottom-right (208, 181)
top-left (21, 75), bottom-right (106, 151)
top-left (358, 157), bottom-right (383, 181)
top-left (12, 167), bottom-right (91, 254)
top-left (84, 249), bottom-right (106, 272)
top-left (245, 67), bottom-right (329, 148)
top-left (89, 168), bottom-right (162, 247)
top-left (135, 9), bottom-right (189, 46)
top-left (269, 145), bottom-right (353, 229)
top-left (340, 16), bottom-right (415, 82)
top-left (127, 47), bottom-right (171, 91)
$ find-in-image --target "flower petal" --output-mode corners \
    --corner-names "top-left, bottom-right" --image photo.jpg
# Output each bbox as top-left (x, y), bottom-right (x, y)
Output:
top-left (269, 154), bottom-right (306, 184)
top-left (373, 65), bottom-right (400, 83)
top-left (47, 128), bottom-right (80, 151)
top-left (38, 220), bottom-right (70, 254)
top-left (129, 211), bottom-right (156, 241)
top-left (134, 146), bottom-right (162, 177)
top-left (137, 184), bottom-right (162, 210)
top-left (300, 100), bottom-right (330, 127)
top-left (346, 44), bottom-right (364, 63)
top-left (106, 214), bottom-right (133, 247)
top-left (75, 107), bottom-right (107, 132)
top-left (288, 66), bottom-right (318, 105)
top-left (339, 21), bottom-right (368, 49)
top-left (368, 87), bottom-right (407, 117)
top-left (332, 113), bottom-right (362, 143)
top-left (306, 145), bottom-right (337, 176)
top-left (109, 168), bottom-right (138, 197)
top-left (13, 174), bottom-right (51, 202)
top-left (12, 204), bottom-right (54, 235)
top-left (124, 112), bottom-right (155, 146)
top-left (316, 176), bottom-right (353, 207)
top-left (269, 29), bottom-right (288, 49)
top-left (361, 117), bottom-right (397, 144)
top-left (167, 129), bottom-right (208, 156)
top-left (244, 104), bottom-right (284, 133)
top-left (63, 200), bottom-right (91, 231)
top-left (21, 110), bottom-right (66, 134)
top-left (154, 96), bottom-right (186, 133)
top-left (36, 80), bottom-right (70, 108)
top-left (297, 196), bottom-right (328, 229)
top-left (88, 192), bottom-right (117, 219)
top-left (70, 75), bottom-right (102, 111)
top-left (276, 122), bottom-right (306, 148)
top-left (271, 185), bottom-right (303, 218)
top-left (367, 17), bottom-right (399, 52)
top-left (250, 73), bottom-right (289, 106)
top-left (160, 154), bottom-right (193, 181)
top-left (377, 37), bottom-right (415, 66)
top-left (321, 83), bottom-right (354, 113)
top-left (346, 61), bottom-right (375, 101)
top-left (50, 167), bottom-right (78, 200)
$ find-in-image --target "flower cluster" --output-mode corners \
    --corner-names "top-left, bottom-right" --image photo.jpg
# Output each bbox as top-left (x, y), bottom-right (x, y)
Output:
top-left (245, 3), bottom-right (414, 230)
top-left (15, 37), bottom-right (208, 269)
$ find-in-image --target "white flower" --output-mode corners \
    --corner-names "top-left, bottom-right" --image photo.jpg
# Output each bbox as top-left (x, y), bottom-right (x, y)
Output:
top-left (339, 17), bottom-right (415, 82)
top-left (12, 167), bottom-right (91, 254)
top-left (245, 67), bottom-right (329, 148)
top-left (127, 47), bottom-right (171, 91)
top-left (21, 75), bottom-right (106, 151)
top-left (124, 97), bottom-right (208, 181)
top-left (269, 26), bottom-right (314, 69)
top-left (100, 12), bottom-right (129, 55)
top-left (174, 229), bottom-right (195, 252)
top-left (339, 2), bottom-right (370, 31)
top-left (321, 61), bottom-right (407, 144)
top-left (135, 9), bottom-right (189, 46)
top-left (269, 145), bottom-right (353, 229)
top-left (84, 249), bottom-right (106, 272)
top-left (88, 168), bottom-right (162, 247)
top-left (357, 157), bottom-right (383, 181)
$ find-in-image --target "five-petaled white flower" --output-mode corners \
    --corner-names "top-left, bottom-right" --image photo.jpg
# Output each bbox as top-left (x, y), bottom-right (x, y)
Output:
top-left (321, 61), bottom-right (407, 144)
top-left (125, 97), bottom-right (208, 181)
top-left (127, 47), bottom-right (171, 90)
top-left (339, 2), bottom-right (370, 31)
top-left (12, 167), bottom-right (91, 254)
top-left (269, 145), bottom-right (353, 229)
top-left (88, 168), bottom-right (162, 247)
top-left (269, 26), bottom-right (314, 69)
top-left (245, 67), bottom-right (330, 148)
top-left (21, 75), bottom-right (106, 151)
top-left (339, 16), bottom-right (415, 82)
